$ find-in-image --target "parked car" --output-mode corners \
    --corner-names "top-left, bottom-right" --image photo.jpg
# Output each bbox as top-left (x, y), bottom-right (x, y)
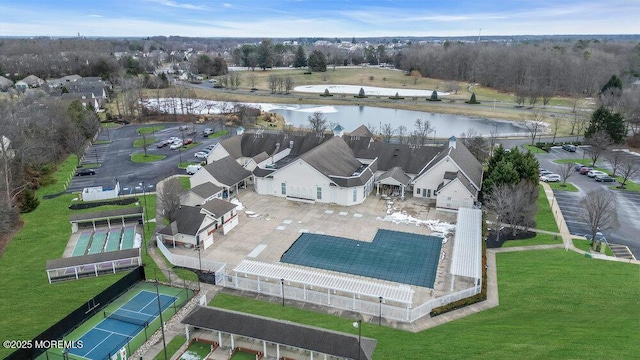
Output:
top-left (595, 174), bottom-right (616, 183)
top-left (562, 144), bottom-right (577, 152)
top-left (75, 168), bottom-right (96, 176)
top-left (167, 137), bottom-right (180, 144)
top-left (540, 174), bottom-right (562, 182)
top-left (574, 163), bottom-right (586, 171)
top-left (587, 170), bottom-right (607, 178)
top-left (179, 125), bottom-right (189, 131)
top-left (203, 128), bottom-right (214, 137)
top-left (156, 139), bottom-right (170, 148)
top-left (169, 141), bottom-right (183, 150)
top-left (194, 151), bottom-right (209, 159)
top-left (579, 166), bottom-right (593, 175)
top-left (183, 138), bottom-right (193, 145)
top-left (204, 144), bottom-right (215, 151)
top-left (186, 164), bottom-right (202, 175)
top-left (539, 169), bottom-right (552, 176)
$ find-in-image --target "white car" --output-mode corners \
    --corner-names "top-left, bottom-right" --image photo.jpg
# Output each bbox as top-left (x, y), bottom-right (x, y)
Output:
top-left (587, 170), bottom-right (607, 178)
top-left (167, 137), bottom-right (180, 144)
top-left (169, 141), bottom-right (183, 150)
top-left (541, 174), bottom-right (562, 182)
top-left (194, 151), bottom-right (209, 159)
top-left (186, 164), bottom-right (202, 175)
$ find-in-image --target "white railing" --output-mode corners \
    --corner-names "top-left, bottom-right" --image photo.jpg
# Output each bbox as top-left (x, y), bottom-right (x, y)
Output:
top-left (408, 285), bottom-right (481, 322)
top-left (156, 238), bottom-right (227, 278)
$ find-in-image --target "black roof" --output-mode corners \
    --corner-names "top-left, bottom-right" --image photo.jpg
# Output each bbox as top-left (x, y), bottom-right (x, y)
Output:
top-left (191, 182), bottom-right (223, 199)
top-left (353, 142), bottom-right (443, 174)
top-left (201, 198), bottom-right (236, 218)
top-left (182, 306), bottom-right (376, 360)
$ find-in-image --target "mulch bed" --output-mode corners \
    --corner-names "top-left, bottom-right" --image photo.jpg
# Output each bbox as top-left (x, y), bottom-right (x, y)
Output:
top-left (486, 229), bottom-right (537, 248)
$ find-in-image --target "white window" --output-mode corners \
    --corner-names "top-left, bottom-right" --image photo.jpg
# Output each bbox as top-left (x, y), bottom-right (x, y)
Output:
top-left (352, 188), bottom-right (357, 202)
top-left (281, 183), bottom-right (286, 195)
top-left (317, 187), bottom-right (322, 200)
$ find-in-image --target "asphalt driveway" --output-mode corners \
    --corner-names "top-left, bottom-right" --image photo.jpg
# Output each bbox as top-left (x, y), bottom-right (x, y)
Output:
top-left (536, 145), bottom-right (640, 258)
top-left (68, 122), bottom-right (230, 196)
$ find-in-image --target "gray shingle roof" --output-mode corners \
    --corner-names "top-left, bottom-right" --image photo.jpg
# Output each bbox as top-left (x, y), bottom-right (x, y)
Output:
top-left (46, 248), bottom-right (140, 270)
top-left (300, 137), bottom-right (362, 178)
top-left (69, 207), bottom-right (143, 222)
top-left (181, 306), bottom-right (376, 360)
top-left (219, 136), bottom-right (243, 159)
top-left (377, 166), bottom-right (412, 186)
top-left (157, 205), bottom-right (204, 236)
top-left (349, 125), bottom-right (374, 137)
top-left (203, 156), bottom-right (251, 187)
top-left (353, 142), bottom-right (443, 174)
top-left (201, 198), bottom-right (236, 219)
top-left (448, 141), bottom-right (483, 190)
top-left (191, 182), bottom-right (223, 199)
top-left (251, 151), bottom-right (270, 164)
top-left (0, 76), bottom-right (14, 87)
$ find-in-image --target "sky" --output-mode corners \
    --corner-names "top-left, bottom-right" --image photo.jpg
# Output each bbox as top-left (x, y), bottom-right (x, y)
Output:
top-left (1, 0), bottom-right (639, 38)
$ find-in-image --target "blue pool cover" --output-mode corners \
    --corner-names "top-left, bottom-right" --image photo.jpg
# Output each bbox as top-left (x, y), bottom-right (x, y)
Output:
top-left (281, 229), bottom-right (442, 288)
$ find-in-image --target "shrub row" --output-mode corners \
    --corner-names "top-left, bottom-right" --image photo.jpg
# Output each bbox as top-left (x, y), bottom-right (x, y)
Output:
top-left (68, 197), bottom-right (139, 210)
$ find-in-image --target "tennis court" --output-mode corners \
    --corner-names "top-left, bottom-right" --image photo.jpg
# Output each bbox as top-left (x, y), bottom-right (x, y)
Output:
top-left (281, 229), bottom-right (442, 288)
top-left (69, 290), bottom-right (177, 360)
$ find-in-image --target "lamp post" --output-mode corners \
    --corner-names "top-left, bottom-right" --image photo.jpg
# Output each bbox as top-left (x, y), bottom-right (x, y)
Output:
top-left (378, 296), bottom-right (383, 326)
top-left (154, 279), bottom-right (168, 360)
top-left (280, 278), bottom-right (285, 307)
top-left (352, 319), bottom-right (362, 360)
top-left (139, 182), bottom-right (149, 254)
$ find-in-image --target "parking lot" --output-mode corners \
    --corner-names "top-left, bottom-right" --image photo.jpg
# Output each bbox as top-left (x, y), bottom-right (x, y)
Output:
top-left (537, 145), bottom-right (640, 259)
top-left (68, 122), bottom-right (230, 195)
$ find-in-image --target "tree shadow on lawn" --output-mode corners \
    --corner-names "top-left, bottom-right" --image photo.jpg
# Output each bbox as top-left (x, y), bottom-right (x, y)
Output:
top-left (486, 229), bottom-right (537, 248)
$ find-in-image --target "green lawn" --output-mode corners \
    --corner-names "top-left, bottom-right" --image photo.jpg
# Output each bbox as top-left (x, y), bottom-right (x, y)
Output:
top-left (138, 125), bottom-right (165, 134)
top-left (180, 340), bottom-right (213, 359)
top-left (78, 163), bottom-right (101, 169)
top-left (210, 249), bottom-right (640, 359)
top-left (134, 137), bottom-right (157, 148)
top-left (182, 142), bottom-right (200, 150)
top-left (547, 182), bottom-right (579, 192)
top-left (179, 176), bottom-right (191, 190)
top-left (523, 144), bottom-right (547, 154)
top-left (0, 156), bottom-right (128, 358)
top-left (157, 335), bottom-right (187, 360)
top-left (535, 185), bottom-right (559, 232)
top-left (209, 129), bottom-right (229, 138)
top-left (502, 233), bottom-right (561, 247)
top-left (131, 153), bottom-right (166, 162)
top-left (573, 239), bottom-right (614, 257)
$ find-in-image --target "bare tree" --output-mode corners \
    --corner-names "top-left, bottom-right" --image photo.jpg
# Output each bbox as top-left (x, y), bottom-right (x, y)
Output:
top-left (366, 123), bottom-right (378, 137)
top-left (584, 130), bottom-right (612, 166)
top-left (307, 111), bottom-right (327, 134)
top-left (414, 119), bottom-right (433, 146)
top-left (381, 124), bottom-right (394, 143)
top-left (504, 180), bottom-right (538, 236)
top-left (617, 157), bottom-right (639, 189)
top-left (284, 76), bottom-right (294, 94)
top-left (604, 150), bottom-right (624, 177)
top-left (579, 190), bottom-right (618, 243)
top-left (523, 111), bottom-right (546, 145)
top-left (550, 116), bottom-right (563, 144)
top-left (268, 74), bottom-right (278, 93)
top-left (557, 163), bottom-right (574, 186)
top-left (247, 72), bottom-right (258, 90)
top-left (483, 182), bottom-right (512, 243)
top-left (460, 128), bottom-right (489, 163)
top-left (158, 177), bottom-right (185, 223)
top-left (396, 125), bottom-right (407, 144)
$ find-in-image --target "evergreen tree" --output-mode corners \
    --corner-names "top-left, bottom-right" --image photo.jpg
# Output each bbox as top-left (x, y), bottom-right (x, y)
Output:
top-left (257, 39), bottom-right (274, 70)
top-left (585, 105), bottom-right (627, 144)
top-left (600, 74), bottom-right (623, 94)
top-left (483, 159), bottom-right (520, 192)
top-left (19, 188), bottom-right (39, 213)
top-left (294, 45), bottom-right (307, 68)
top-left (307, 50), bottom-right (327, 72)
top-left (466, 92), bottom-right (480, 104)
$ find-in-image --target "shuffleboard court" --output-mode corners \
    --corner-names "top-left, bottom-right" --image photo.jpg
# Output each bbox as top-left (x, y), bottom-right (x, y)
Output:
top-left (121, 226), bottom-right (136, 250)
top-left (87, 230), bottom-right (107, 255)
top-left (281, 229), bottom-right (442, 288)
top-left (72, 231), bottom-right (93, 257)
top-left (105, 228), bottom-right (122, 252)
top-left (69, 290), bottom-right (176, 360)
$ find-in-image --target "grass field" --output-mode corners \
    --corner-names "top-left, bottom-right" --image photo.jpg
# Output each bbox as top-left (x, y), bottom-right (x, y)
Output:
top-left (133, 137), bottom-right (157, 148)
top-left (523, 144), bottom-right (547, 154)
top-left (502, 233), bottom-right (561, 247)
top-left (535, 185), bottom-right (559, 233)
top-left (547, 182), bottom-right (579, 192)
top-left (180, 340), bottom-right (213, 359)
top-left (158, 335), bottom-right (187, 360)
top-left (131, 153), bottom-right (166, 162)
top-left (210, 249), bottom-right (640, 359)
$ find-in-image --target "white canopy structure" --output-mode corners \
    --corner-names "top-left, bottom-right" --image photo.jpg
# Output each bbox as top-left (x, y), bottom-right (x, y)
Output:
top-left (449, 208), bottom-right (483, 291)
top-left (233, 260), bottom-right (414, 305)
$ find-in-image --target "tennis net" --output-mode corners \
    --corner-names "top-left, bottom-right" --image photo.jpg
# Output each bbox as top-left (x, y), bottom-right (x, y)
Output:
top-left (104, 311), bottom-right (151, 327)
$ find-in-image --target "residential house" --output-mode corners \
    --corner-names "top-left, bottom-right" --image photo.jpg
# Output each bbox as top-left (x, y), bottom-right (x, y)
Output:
top-left (18, 75), bottom-right (45, 88)
top-left (182, 182), bottom-right (224, 206)
top-left (59, 93), bottom-right (100, 111)
top-left (156, 199), bottom-right (238, 249)
top-left (0, 76), bottom-right (14, 91)
top-left (190, 156), bottom-right (252, 198)
top-left (411, 136), bottom-right (483, 210)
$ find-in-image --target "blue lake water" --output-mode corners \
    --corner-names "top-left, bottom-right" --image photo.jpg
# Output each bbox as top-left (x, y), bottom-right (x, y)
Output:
top-left (267, 104), bottom-right (528, 137)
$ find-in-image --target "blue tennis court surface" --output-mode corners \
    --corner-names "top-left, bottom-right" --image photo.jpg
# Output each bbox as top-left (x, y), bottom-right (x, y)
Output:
top-left (281, 229), bottom-right (442, 288)
top-left (69, 290), bottom-right (177, 360)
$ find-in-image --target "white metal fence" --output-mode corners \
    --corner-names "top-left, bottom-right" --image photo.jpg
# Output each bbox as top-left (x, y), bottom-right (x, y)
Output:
top-left (225, 273), bottom-right (481, 323)
top-left (156, 238), bottom-right (227, 282)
